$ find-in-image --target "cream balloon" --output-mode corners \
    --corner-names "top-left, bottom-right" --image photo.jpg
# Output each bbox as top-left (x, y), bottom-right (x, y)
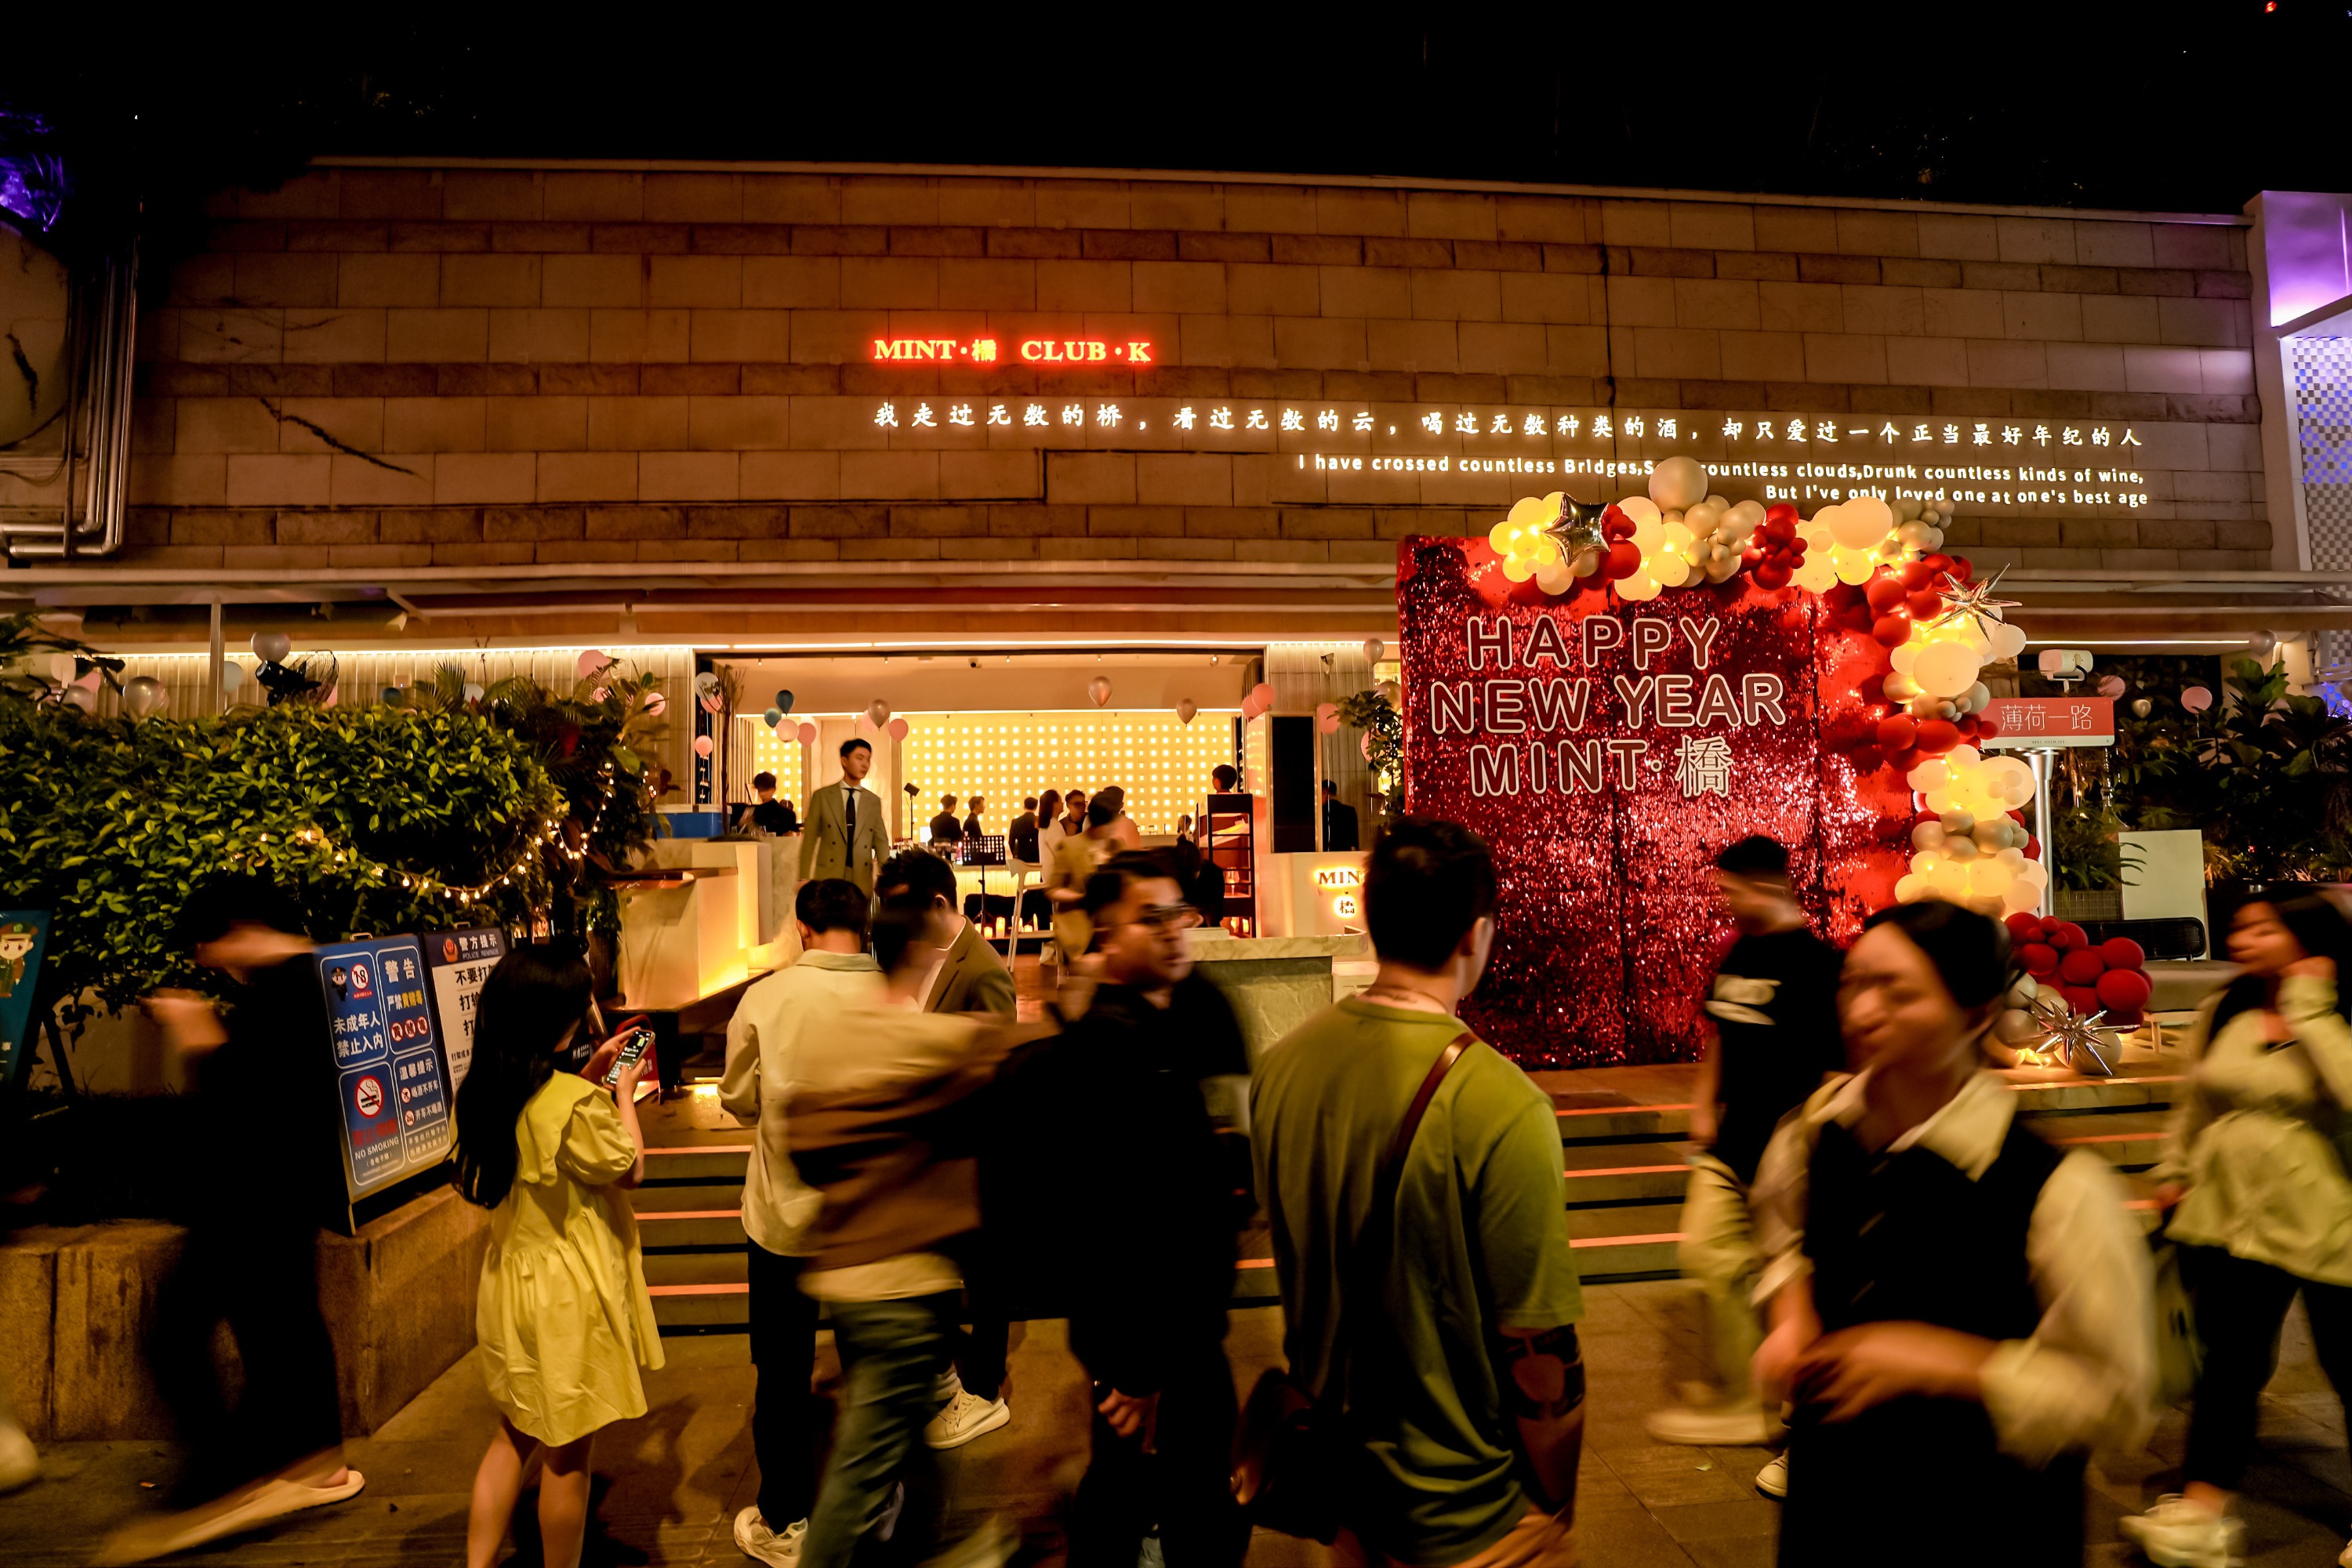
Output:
top-left (1088, 675), bottom-right (1112, 707)
top-left (1724, 499), bottom-right (1766, 531)
top-left (1911, 821), bottom-right (1947, 851)
top-left (1619, 572), bottom-right (1663, 601)
top-left (1651, 554), bottom-right (1692, 588)
top-left (1362, 638), bottom-right (1385, 664)
top-left (1907, 759), bottom-right (1950, 793)
top-left (868, 699), bottom-right (891, 728)
top-left (122, 675), bottom-right (166, 720)
top-left (251, 631), bottom-right (292, 664)
top-left (1889, 644), bottom-right (1922, 675)
top-left (1829, 500), bottom-right (1889, 550)
top-left (1882, 672), bottom-right (1922, 702)
top-left (1832, 548), bottom-right (1877, 586)
top-left (1895, 873), bottom-right (1928, 902)
top-left (1614, 495), bottom-right (1662, 529)
top-left (1912, 641), bottom-right (1981, 699)
top-left (1647, 456), bottom-right (1708, 511)
top-left (1177, 699), bottom-right (1198, 724)
top-left (1535, 560), bottom-right (1577, 594)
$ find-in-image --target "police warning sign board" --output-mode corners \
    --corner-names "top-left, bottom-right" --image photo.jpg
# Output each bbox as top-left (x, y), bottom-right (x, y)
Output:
top-left (317, 936), bottom-right (455, 1200)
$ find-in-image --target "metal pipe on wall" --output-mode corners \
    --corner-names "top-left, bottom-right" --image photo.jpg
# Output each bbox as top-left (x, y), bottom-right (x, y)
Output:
top-left (1, 245), bottom-right (137, 560)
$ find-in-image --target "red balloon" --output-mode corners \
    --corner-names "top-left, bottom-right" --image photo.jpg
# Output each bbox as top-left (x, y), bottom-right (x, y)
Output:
top-left (1886, 746), bottom-right (1921, 774)
top-left (1762, 514), bottom-right (1797, 545)
top-left (1956, 714), bottom-right (1982, 739)
top-left (1976, 717), bottom-right (2002, 740)
top-left (2059, 948), bottom-right (2108, 985)
top-left (1922, 553), bottom-right (1957, 577)
top-left (2106, 1006), bottom-right (2145, 1028)
top-left (2004, 913), bottom-right (2042, 941)
top-left (1914, 718), bottom-right (1961, 754)
top-left (1871, 612), bottom-right (1911, 647)
top-left (1740, 544), bottom-right (1765, 564)
top-left (2061, 985), bottom-right (2103, 1016)
top-left (1765, 502), bottom-right (1800, 526)
top-left (1601, 504), bottom-right (1634, 539)
top-left (2024, 834), bottom-right (2040, 861)
top-left (2096, 968), bottom-right (2153, 1012)
top-left (1877, 714), bottom-right (1919, 751)
top-left (1950, 555), bottom-right (1975, 582)
top-left (2019, 942), bottom-right (2060, 977)
top-left (1604, 539), bottom-right (1642, 579)
top-left (1898, 560), bottom-right (1935, 590)
top-left (2050, 921), bottom-right (2089, 951)
top-left (2099, 937), bottom-right (2146, 972)
top-left (1905, 590), bottom-right (1944, 621)
top-left (1866, 576), bottom-right (1907, 614)
top-left (1857, 673), bottom-right (1887, 706)
top-left (1754, 564), bottom-right (1791, 590)
top-left (1847, 745), bottom-right (1885, 773)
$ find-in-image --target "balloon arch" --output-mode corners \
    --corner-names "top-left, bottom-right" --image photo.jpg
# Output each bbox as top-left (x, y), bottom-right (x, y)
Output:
top-left (1394, 456), bottom-right (2102, 1067)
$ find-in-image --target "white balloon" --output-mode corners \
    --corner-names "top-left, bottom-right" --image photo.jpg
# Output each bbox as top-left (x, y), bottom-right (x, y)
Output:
top-left (1614, 495), bottom-right (1662, 529)
top-left (1617, 572), bottom-right (1662, 602)
top-left (1362, 638), bottom-right (1385, 664)
top-left (1830, 500), bottom-right (1889, 550)
top-left (122, 676), bottom-right (166, 720)
top-left (1913, 641), bottom-right (1981, 699)
top-left (251, 631), bottom-right (292, 664)
top-left (220, 663), bottom-right (247, 692)
top-left (1648, 456), bottom-right (1708, 511)
top-left (1882, 672), bottom-right (1922, 702)
top-left (1911, 822), bottom-right (1948, 851)
top-left (1725, 499), bottom-right (1766, 530)
top-left (1945, 836), bottom-right (1980, 863)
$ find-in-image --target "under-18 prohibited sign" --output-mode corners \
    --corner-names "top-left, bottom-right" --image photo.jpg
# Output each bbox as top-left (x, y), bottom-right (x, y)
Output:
top-left (316, 936), bottom-right (455, 1200)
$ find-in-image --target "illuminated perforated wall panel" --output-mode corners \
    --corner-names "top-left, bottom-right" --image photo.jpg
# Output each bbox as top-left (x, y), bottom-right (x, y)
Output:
top-left (900, 711), bottom-right (1239, 837)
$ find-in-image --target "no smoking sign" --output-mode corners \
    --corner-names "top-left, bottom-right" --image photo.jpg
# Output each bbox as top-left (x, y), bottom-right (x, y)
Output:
top-left (353, 1075), bottom-right (385, 1119)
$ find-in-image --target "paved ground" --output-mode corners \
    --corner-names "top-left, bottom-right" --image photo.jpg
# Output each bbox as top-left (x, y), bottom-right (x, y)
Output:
top-left (9, 1279), bottom-right (2352, 1567)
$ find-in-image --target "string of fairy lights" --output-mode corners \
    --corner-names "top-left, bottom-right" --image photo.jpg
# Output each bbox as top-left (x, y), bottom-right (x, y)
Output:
top-left (233, 764), bottom-right (624, 908)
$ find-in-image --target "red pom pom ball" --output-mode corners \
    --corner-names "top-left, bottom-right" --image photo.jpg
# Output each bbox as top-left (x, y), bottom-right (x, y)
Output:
top-left (2059, 948), bottom-right (2108, 986)
top-left (2098, 938), bottom-right (2146, 972)
top-left (2096, 969), bottom-right (2153, 1013)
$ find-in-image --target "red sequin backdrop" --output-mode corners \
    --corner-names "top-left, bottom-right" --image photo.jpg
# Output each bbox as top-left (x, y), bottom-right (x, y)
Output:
top-left (1399, 537), bottom-right (1911, 1067)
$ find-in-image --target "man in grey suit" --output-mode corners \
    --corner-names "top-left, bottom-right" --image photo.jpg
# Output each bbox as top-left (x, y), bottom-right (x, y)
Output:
top-left (798, 738), bottom-right (892, 896)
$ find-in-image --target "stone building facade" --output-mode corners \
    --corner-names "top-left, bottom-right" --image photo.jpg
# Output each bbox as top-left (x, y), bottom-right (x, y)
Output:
top-left (117, 162), bottom-right (2267, 596)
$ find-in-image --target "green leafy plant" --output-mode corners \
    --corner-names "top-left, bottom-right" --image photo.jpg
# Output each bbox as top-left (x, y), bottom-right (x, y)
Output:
top-left (1336, 688), bottom-right (1404, 821)
top-left (0, 696), bottom-right (566, 1025)
top-left (2111, 658), bottom-right (2352, 883)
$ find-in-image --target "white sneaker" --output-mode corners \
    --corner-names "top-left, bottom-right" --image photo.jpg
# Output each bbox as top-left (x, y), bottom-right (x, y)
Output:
top-left (0, 1419), bottom-right (36, 1494)
top-left (2116, 1495), bottom-right (2243, 1568)
top-left (734, 1506), bottom-right (808, 1567)
top-left (932, 1369), bottom-right (963, 1407)
top-left (924, 1389), bottom-right (1011, 1450)
top-left (1643, 1399), bottom-right (1774, 1446)
top-left (1754, 1454), bottom-right (1787, 1500)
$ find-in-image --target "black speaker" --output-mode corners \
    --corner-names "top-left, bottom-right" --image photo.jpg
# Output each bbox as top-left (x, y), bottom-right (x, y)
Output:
top-left (1269, 715), bottom-right (1317, 854)
top-left (2075, 917), bottom-right (2208, 962)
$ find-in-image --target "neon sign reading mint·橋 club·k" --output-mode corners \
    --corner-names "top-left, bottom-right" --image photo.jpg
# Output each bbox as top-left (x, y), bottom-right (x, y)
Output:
top-left (870, 336), bottom-right (1154, 366)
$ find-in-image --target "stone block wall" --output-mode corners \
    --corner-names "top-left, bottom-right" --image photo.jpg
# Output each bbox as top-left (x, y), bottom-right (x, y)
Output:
top-left (104, 165), bottom-right (2267, 576)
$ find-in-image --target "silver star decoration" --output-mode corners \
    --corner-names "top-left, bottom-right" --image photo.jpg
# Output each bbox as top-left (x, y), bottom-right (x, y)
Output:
top-left (2032, 993), bottom-right (2116, 1076)
top-left (1932, 562), bottom-right (2022, 637)
top-left (1543, 498), bottom-right (1609, 568)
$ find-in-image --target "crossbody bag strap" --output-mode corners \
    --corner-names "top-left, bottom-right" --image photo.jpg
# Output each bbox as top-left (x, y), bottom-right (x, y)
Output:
top-left (1321, 1030), bottom-right (1474, 1408)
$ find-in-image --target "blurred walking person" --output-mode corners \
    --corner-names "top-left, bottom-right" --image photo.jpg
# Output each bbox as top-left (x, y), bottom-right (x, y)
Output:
top-left (788, 902), bottom-right (1011, 1568)
top-left (456, 946), bottom-right (662, 1568)
top-left (1647, 837), bottom-right (1843, 1462)
top-left (720, 879), bottom-right (887, 1566)
top-left (873, 851), bottom-right (1020, 1453)
top-left (1038, 851), bottom-right (1250, 1568)
top-left (101, 876), bottom-right (358, 1565)
top-left (1753, 902), bottom-right (2151, 1568)
top-left (1252, 821), bottom-right (1588, 1568)
top-left (2123, 893), bottom-right (2352, 1567)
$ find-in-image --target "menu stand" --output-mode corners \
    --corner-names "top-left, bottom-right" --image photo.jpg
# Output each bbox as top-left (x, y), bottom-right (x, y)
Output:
top-left (959, 835), bottom-right (1014, 957)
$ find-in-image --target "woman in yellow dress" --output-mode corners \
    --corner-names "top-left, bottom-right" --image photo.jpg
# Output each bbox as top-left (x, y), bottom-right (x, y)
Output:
top-left (453, 948), bottom-right (662, 1568)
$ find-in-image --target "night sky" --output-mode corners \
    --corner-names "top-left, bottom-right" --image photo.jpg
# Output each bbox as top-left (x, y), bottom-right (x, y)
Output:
top-left (6, 5), bottom-right (2348, 260)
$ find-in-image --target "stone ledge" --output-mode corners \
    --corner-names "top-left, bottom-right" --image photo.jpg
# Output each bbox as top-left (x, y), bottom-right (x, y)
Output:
top-left (0, 1186), bottom-right (487, 1442)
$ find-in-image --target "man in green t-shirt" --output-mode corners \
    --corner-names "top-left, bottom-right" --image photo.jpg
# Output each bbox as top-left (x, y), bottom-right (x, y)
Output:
top-left (1253, 819), bottom-right (1586, 1568)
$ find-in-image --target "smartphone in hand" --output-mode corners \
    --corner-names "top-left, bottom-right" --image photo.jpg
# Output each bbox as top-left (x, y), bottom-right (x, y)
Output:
top-left (602, 1026), bottom-right (658, 1103)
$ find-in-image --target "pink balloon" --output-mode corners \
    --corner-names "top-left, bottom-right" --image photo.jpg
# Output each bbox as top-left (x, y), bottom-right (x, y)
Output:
top-left (321, 684), bottom-right (339, 709)
top-left (797, 721), bottom-right (818, 745)
top-left (2180, 686), bottom-right (2213, 713)
top-left (1319, 712), bottom-right (1341, 735)
top-left (641, 691), bottom-right (668, 717)
top-left (887, 717), bottom-right (909, 741)
top-left (1359, 733), bottom-right (1373, 760)
top-left (693, 735), bottom-right (715, 758)
top-left (575, 649), bottom-right (606, 680)
top-left (1250, 681), bottom-right (1276, 710)
top-left (2096, 675), bottom-right (2125, 699)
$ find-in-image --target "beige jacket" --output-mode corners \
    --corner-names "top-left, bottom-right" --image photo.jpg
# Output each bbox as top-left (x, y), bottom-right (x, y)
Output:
top-left (2157, 976), bottom-right (2352, 1285)
top-left (718, 949), bottom-right (884, 1255)
top-left (797, 779), bottom-right (892, 894)
top-left (1752, 1069), bottom-right (2154, 1466)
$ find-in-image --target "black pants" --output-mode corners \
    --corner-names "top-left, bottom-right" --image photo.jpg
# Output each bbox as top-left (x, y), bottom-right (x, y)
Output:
top-left (2183, 1245), bottom-right (2352, 1490)
top-left (749, 1242), bottom-right (822, 1529)
top-left (1068, 1341), bottom-right (1247, 1568)
top-left (952, 1235), bottom-right (1009, 1403)
top-left (151, 1221), bottom-right (341, 1503)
